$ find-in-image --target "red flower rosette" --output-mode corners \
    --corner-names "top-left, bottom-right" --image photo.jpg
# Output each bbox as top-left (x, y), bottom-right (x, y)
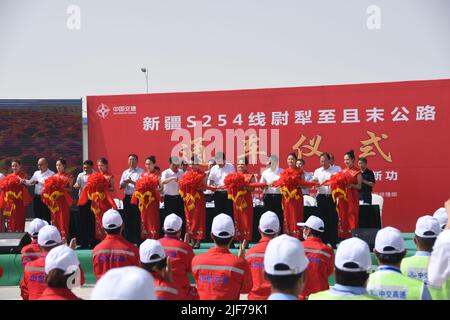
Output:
top-left (323, 171), bottom-right (353, 202)
top-left (41, 175), bottom-right (73, 213)
top-left (78, 172), bottom-right (117, 211)
top-left (179, 170), bottom-right (205, 211)
top-left (0, 174), bottom-right (32, 216)
top-left (223, 173), bottom-right (250, 211)
top-left (131, 174), bottom-right (161, 210)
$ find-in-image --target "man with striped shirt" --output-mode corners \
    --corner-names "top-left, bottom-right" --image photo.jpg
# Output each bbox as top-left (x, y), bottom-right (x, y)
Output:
top-left (297, 215), bottom-right (334, 299)
top-left (92, 209), bottom-right (139, 280)
top-left (192, 214), bottom-right (252, 300)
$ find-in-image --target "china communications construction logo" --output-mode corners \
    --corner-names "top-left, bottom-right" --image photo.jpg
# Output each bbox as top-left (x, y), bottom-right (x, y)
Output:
top-left (96, 103), bottom-right (111, 119)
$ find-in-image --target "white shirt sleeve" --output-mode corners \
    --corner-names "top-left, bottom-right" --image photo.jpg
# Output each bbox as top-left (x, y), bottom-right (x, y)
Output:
top-left (76, 173), bottom-right (82, 186)
top-left (427, 230), bottom-right (450, 288)
top-left (119, 170), bottom-right (127, 185)
top-left (259, 171), bottom-right (266, 183)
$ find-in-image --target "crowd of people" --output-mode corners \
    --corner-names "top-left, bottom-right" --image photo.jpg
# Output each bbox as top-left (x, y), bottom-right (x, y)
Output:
top-left (0, 150), bottom-right (377, 249)
top-left (0, 151), bottom-right (448, 300)
top-left (16, 200), bottom-right (450, 300)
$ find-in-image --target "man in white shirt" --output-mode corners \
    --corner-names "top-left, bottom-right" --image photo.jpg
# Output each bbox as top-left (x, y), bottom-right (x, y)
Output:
top-left (119, 154), bottom-right (145, 245)
top-left (208, 152), bottom-right (235, 217)
top-left (73, 160), bottom-right (95, 249)
top-left (25, 158), bottom-right (55, 224)
top-left (329, 153), bottom-right (342, 172)
top-left (0, 172), bottom-right (5, 181)
top-left (260, 155), bottom-right (283, 227)
top-left (312, 153), bottom-right (341, 248)
top-left (161, 156), bottom-right (185, 234)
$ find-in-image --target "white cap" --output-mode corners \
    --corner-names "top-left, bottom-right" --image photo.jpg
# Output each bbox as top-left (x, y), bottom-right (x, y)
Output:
top-left (211, 213), bottom-right (235, 238)
top-left (375, 227), bottom-right (405, 254)
top-left (163, 213), bottom-right (183, 233)
top-left (38, 225), bottom-right (62, 247)
top-left (258, 211), bottom-right (280, 235)
top-left (45, 245), bottom-right (80, 275)
top-left (102, 209), bottom-right (123, 230)
top-left (139, 239), bottom-right (166, 264)
top-left (415, 215), bottom-right (441, 238)
top-left (433, 208), bottom-right (448, 231)
top-left (335, 237), bottom-right (372, 272)
top-left (27, 218), bottom-right (49, 237)
top-left (297, 215), bottom-right (325, 233)
top-left (264, 234), bottom-right (309, 275)
top-left (91, 266), bottom-right (156, 300)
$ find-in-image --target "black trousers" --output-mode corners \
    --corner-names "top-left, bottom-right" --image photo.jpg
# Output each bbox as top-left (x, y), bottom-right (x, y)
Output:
top-left (213, 191), bottom-right (234, 219)
top-left (123, 195), bottom-right (141, 245)
top-left (163, 195), bottom-right (185, 235)
top-left (263, 194), bottom-right (283, 232)
top-left (77, 201), bottom-right (95, 248)
top-left (33, 195), bottom-right (51, 224)
top-left (359, 191), bottom-right (372, 205)
top-left (316, 194), bottom-right (338, 248)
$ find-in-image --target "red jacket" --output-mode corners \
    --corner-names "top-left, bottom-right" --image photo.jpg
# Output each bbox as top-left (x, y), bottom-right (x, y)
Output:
top-left (158, 235), bottom-right (195, 299)
top-left (299, 236), bottom-right (334, 299)
top-left (244, 237), bottom-right (271, 300)
top-left (92, 234), bottom-right (140, 280)
top-left (21, 239), bottom-right (41, 267)
top-left (192, 246), bottom-right (253, 300)
top-left (37, 287), bottom-right (81, 300)
top-left (20, 252), bottom-right (86, 300)
top-left (151, 271), bottom-right (183, 300)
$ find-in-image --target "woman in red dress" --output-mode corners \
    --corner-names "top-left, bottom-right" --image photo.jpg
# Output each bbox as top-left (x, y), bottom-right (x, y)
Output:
top-left (78, 158), bottom-right (117, 240)
top-left (97, 157), bottom-right (115, 193)
top-left (235, 157), bottom-right (256, 248)
top-left (336, 150), bottom-right (362, 239)
top-left (179, 155), bottom-right (206, 249)
top-left (273, 153), bottom-right (317, 239)
top-left (49, 158), bottom-right (74, 239)
top-left (0, 160), bottom-right (31, 232)
top-left (132, 155), bottom-right (161, 240)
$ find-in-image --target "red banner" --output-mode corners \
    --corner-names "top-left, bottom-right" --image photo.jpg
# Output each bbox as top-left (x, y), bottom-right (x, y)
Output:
top-left (87, 79), bottom-right (450, 231)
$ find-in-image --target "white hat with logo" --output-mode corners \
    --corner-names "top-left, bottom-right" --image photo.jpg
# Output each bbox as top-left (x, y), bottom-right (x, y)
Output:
top-left (433, 208), bottom-right (448, 231)
top-left (45, 245), bottom-right (80, 276)
top-left (259, 211), bottom-right (280, 235)
top-left (264, 234), bottom-right (309, 275)
top-left (139, 239), bottom-right (166, 264)
top-left (211, 213), bottom-right (235, 238)
top-left (335, 237), bottom-right (372, 272)
top-left (91, 266), bottom-right (156, 300)
top-left (163, 213), bottom-right (183, 233)
top-left (297, 215), bottom-right (325, 233)
top-left (102, 209), bottom-right (123, 230)
top-left (415, 215), bottom-right (441, 238)
top-left (38, 225), bottom-right (62, 247)
top-left (28, 218), bottom-right (49, 237)
top-left (375, 226), bottom-right (405, 254)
